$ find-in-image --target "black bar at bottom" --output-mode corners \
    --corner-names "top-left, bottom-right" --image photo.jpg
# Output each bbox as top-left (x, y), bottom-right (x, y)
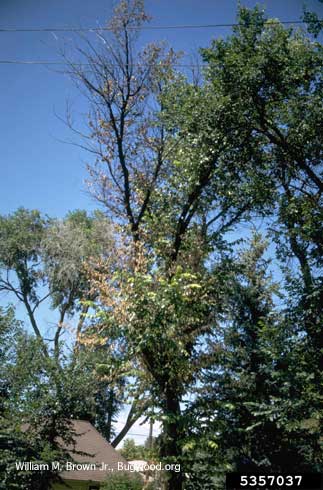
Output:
top-left (226, 473), bottom-right (322, 490)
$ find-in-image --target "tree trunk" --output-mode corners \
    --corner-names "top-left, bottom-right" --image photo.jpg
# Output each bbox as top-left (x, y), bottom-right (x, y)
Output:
top-left (160, 390), bottom-right (183, 490)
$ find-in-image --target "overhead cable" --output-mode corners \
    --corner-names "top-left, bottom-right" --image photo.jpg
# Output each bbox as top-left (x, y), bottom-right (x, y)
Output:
top-left (0, 19), bottom-right (318, 33)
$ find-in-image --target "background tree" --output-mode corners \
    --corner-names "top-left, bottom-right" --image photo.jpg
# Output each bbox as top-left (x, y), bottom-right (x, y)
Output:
top-left (0, 207), bottom-right (142, 469)
top-left (303, 0), bottom-right (323, 37)
top-left (0, 208), bottom-right (113, 356)
top-left (119, 438), bottom-right (147, 460)
top-left (198, 5), bottom-right (323, 475)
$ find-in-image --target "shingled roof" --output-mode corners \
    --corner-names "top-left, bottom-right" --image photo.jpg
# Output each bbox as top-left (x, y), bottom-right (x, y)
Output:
top-left (59, 419), bottom-right (128, 483)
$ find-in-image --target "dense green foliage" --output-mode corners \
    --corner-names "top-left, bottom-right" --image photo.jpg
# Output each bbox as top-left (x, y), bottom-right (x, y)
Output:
top-left (120, 439), bottom-right (148, 460)
top-left (0, 307), bottom-right (70, 490)
top-left (102, 471), bottom-right (143, 490)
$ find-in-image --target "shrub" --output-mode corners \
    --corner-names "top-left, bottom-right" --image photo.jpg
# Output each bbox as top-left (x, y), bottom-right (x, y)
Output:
top-left (102, 471), bottom-right (143, 490)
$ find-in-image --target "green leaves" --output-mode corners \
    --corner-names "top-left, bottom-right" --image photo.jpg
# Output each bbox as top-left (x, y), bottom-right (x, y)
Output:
top-left (102, 471), bottom-right (143, 490)
top-left (303, 10), bottom-right (323, 37)
top-left (0, 208), bottom-right (48, 303)
top-left (41, 210), bottom-right (113, 311)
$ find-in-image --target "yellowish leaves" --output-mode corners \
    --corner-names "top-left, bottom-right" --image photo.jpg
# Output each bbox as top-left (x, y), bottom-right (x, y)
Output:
top-left (78, 332), bottom-right (109, 347)
top-left (208, 440), bottom-right (219, 449)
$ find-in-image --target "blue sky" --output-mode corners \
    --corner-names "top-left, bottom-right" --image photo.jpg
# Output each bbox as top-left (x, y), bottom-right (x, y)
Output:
top-left (0, 0), bottom-right (322, 218)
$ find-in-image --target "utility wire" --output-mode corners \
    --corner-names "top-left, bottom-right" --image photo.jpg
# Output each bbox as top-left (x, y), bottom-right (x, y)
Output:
top-left (0, 18), bottom-right (320, 67)
top-left (0, 19), bottom-right (317, 33)
top-left (1, 60), bottom-right (322, 74)
top-left (121, 432), bottom-right (149, 438)
top-left (0, 60), bottom-right (203, 66)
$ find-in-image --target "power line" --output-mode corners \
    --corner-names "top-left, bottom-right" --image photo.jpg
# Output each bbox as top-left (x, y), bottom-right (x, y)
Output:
top-left (0, 60), bottom-right (64, 65)
top-left (0, 60), bottom-right (204, 67)
top-left (0, 19), bottom-right (318, 33)
top-left (0, 17), bottom-right (320, 67)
